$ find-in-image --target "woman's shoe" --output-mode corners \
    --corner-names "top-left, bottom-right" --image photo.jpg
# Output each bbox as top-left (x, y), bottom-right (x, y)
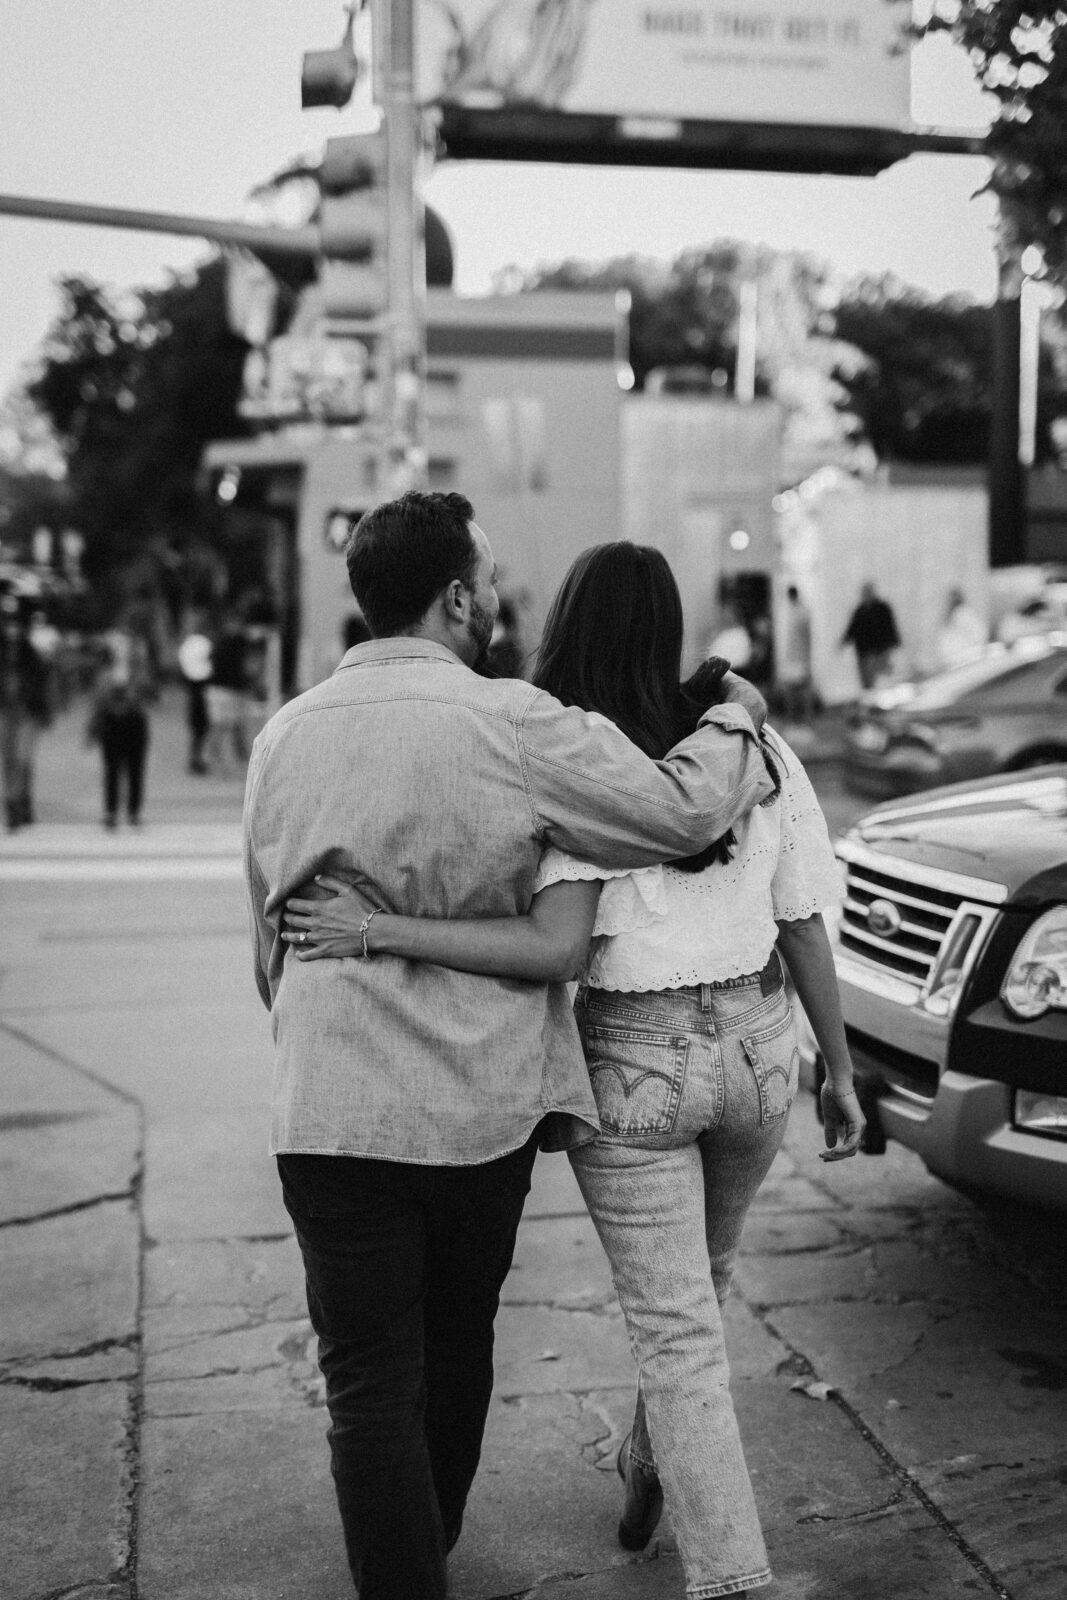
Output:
top-left (616, 1431), bottom-right (663, 1550)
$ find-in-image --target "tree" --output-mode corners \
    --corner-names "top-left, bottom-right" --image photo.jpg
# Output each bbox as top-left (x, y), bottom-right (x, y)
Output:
top-left (833, 272), bottom-right (1067, 464)
top-left (496, 249), bottom-right (742, 391)
top-left (498, 244), bottom-right (870, 474)
top-left (25, 259), bottom-right (250, 608)
top-left (910, 1), bottom-right (1067, 278)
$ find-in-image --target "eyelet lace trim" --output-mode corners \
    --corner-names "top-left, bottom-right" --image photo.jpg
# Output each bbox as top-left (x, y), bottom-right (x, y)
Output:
top-left (533, 732), bottom-right (840, 988)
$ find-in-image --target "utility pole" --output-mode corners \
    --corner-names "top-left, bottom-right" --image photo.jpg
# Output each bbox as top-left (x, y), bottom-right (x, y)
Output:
top-left (989, 197), bottom-right (1027, 568)
top-left (375, 0), bottom-right (426, 490)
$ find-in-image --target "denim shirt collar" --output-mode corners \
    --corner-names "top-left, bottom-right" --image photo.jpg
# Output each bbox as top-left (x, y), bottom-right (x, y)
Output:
top-left (334, 637), bottom-right (468, 673)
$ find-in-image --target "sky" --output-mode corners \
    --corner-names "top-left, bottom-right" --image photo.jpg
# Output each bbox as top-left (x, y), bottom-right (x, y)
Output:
top-left (0, 1), bottom-right (997, 408)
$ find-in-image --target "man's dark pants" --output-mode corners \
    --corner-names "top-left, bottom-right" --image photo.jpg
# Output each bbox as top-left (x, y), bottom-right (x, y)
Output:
top-left (278, 1133), bottom-right (538, 1599)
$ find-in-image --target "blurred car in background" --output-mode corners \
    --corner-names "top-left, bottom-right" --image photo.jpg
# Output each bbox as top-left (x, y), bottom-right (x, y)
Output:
top-left (844, 637), bottom-right (1067, 798)
top-left (812, 767), bottom-right (1067, 1209)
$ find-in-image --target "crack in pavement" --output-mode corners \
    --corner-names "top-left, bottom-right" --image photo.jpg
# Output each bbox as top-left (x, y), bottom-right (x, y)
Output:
top-left (143, 1296), bottom-right (301, 1330)
top-left (796, 1486), bottom-right (908, 1524)
top-left (576, 1396), bottom-right (620, 1470)
top-left (501, 1295), bottom-right (619, 1315)
top-left (0, 1020), bottom-right (143, 1108)
top-left (2, 1335), bottom-right (137, 1368)
top-left (0, 1188), bottom-right (137, 1230)
top-left (749, 1302), bottom-right (1016, 1600)
top-left (114, 1154), bottom-right (147, 1600)
top-left (1, 1371), bottom-right (123, 1393)
top-left (749, 1291), bottom-right (978, 1322)
top-left (32, 1581), bottom-right (132, 1599)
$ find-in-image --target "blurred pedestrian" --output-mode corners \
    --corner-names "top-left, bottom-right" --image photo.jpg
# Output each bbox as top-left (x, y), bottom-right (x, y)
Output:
top-left (935, 586), bottom-right (986, 671)
top-left (205, 620), bottom-right (253, 771)
top-left (778, 585), bottom-right (814, 723)
top-left (86, 640), bottom-right (151, 829)
top-left (840, 581), bottom-right (900, 691)
top-left (707, 601), bottom-right (753, 672)
top-left (0, 590), bottom-right (54, 830)
top-left (177, 613), bottom-right (213, 774)
top-left (745, 608), bottom-right (773, 691)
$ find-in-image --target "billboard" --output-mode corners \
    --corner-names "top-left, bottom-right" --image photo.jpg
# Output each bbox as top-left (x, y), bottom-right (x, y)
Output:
top-left (418, 1), bottom-right (912, 132)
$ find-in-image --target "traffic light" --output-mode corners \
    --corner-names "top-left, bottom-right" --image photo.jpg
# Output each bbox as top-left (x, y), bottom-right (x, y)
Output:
top-left (301, 5), bottom-right (360, 109)
top-left (318, 131), bottom-right (388, 323)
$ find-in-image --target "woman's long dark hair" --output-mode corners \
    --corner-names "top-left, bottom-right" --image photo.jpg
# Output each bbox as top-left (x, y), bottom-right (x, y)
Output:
top-left (533, 542), bottom-right (777, 870)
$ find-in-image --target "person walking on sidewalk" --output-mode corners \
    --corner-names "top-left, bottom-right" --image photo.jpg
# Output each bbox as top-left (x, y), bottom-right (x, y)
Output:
top-left (840, 581), bottom-right (901, 691)
top-left (284, 542), bottom-right (865, 1600)
top-left (86, 640), bottom-right (151, 828)
top-left (1, 588), bottom-right (54, 831)
top-left (243, 493), bottom-right (776, 1600)
top-left (777, 584), bottom-right (814, 723)
top-left (177, 613), bottom-right (213, 774)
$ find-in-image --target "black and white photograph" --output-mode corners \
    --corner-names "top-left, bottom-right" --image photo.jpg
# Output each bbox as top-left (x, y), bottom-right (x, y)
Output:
top-left (1, 4), bottom-right (1064, 1598)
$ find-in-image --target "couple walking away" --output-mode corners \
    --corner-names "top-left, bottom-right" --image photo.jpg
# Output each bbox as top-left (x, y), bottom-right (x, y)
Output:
top-left (243, 492), bottom-right (864, 1600)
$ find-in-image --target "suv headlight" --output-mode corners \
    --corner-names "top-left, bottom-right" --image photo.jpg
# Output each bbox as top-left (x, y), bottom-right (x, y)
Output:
top-left (1000, 906), bottom-right (1067, 1020)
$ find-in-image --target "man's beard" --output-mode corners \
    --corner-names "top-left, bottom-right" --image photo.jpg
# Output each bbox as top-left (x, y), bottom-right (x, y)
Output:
top-left (468, 597), bottom-right (496, 670)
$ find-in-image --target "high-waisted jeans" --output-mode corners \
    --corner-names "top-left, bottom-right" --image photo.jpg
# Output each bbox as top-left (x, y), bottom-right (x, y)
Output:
top-left (570, 957), bottom-right (799, 1598)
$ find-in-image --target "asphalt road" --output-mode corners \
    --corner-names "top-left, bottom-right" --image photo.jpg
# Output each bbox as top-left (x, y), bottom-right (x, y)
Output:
top-left (1, 701), bottom-right (1064, 1599)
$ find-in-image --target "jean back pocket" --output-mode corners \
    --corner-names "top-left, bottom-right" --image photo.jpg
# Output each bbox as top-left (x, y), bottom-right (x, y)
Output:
top-left (741, 1008), bottom-right (799, 1124)
top-left (582, 1021), bottom-right (688, 1136)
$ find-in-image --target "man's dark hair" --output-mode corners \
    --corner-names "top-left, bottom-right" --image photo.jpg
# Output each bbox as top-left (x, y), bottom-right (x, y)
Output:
top-left (345, 491), bottom-right (478, 637)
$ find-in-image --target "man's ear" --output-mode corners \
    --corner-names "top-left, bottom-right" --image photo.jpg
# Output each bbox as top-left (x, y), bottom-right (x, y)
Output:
top-left (443, 579), bottom-right (467, 622)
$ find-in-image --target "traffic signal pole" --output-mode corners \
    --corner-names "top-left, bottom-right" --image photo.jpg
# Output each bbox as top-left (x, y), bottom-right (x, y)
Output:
top-left (0, 192), bottom-right (319, 269)
top-left (376, 0), bottom-right (426, 489)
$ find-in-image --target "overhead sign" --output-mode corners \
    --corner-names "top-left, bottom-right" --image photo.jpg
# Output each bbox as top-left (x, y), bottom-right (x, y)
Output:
top-left (418, 0), bottom-right (912, 131)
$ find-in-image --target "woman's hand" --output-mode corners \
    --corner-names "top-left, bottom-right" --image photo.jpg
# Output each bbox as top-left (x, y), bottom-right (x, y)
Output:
top-left (282, 872), bottom-right (379, 961)
top-left (818, 1082), bottom-right (866, 1161)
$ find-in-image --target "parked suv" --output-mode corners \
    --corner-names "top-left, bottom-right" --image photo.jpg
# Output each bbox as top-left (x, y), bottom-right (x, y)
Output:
top-left (816, 767), bottom-right (1067, 1208)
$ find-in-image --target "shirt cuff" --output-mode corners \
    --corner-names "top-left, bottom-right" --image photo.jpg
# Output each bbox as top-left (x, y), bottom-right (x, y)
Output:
top-left (696, 702), bottom-right (758, 740)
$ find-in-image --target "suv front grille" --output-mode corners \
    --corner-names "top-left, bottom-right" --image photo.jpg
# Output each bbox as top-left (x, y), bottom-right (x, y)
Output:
top-left (841, 861), bottom-right (962, 985)
top-left (836, 842), bottom-right (1005, 996)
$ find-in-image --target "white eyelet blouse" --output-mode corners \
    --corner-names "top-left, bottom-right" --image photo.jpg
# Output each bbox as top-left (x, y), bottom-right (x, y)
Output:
top-left (532, 729), bottom-right (842, 990)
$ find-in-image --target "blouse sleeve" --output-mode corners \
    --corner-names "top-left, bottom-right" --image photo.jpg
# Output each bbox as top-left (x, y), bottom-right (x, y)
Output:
top-left (532, 846), bottom-right (617, 893)
top-left (767, 735), bottom-right (843, 923)
top-left (532, 848), bottom-right (668, 935)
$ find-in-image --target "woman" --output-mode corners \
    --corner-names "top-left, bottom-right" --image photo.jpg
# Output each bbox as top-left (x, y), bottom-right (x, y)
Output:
top-left (283, 543), bottom-right (864, 1600)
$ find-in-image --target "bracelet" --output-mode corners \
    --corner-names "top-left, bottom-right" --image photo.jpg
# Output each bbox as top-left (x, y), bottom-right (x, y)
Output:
top-left (359, 908), bottom-right (382, 960)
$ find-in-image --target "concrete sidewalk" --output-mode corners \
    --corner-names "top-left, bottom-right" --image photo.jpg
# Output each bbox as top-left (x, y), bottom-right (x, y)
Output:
top-left (3, 688), bottom-right (1061, 1600)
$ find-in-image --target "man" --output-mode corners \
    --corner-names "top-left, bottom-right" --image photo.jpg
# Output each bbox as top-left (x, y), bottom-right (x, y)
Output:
top-left (176, 613), bottom-right (213, 774)
top-left (840, 580), bottom-right (901, 691)
top-left (242, 492), bottom-right (775, 1600)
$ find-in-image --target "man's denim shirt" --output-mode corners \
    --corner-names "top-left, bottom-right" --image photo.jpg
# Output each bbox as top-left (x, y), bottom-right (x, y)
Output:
top-left (243, 638), bottom-right (772, 1166)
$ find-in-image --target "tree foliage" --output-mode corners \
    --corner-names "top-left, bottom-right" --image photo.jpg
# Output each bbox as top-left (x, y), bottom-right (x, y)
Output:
top-left (910, 1), bottom-right (1067, 275)
top-left (833, 272), bottom-right (1067, 463)
top-left (26, 259), bottom-right (249, 599)
top-left (832, 277), bottom-right (994, 462)
top-left (497, 245), bottom-right (764, 392)
top-left (499, 245), bottom-right (872, 473)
